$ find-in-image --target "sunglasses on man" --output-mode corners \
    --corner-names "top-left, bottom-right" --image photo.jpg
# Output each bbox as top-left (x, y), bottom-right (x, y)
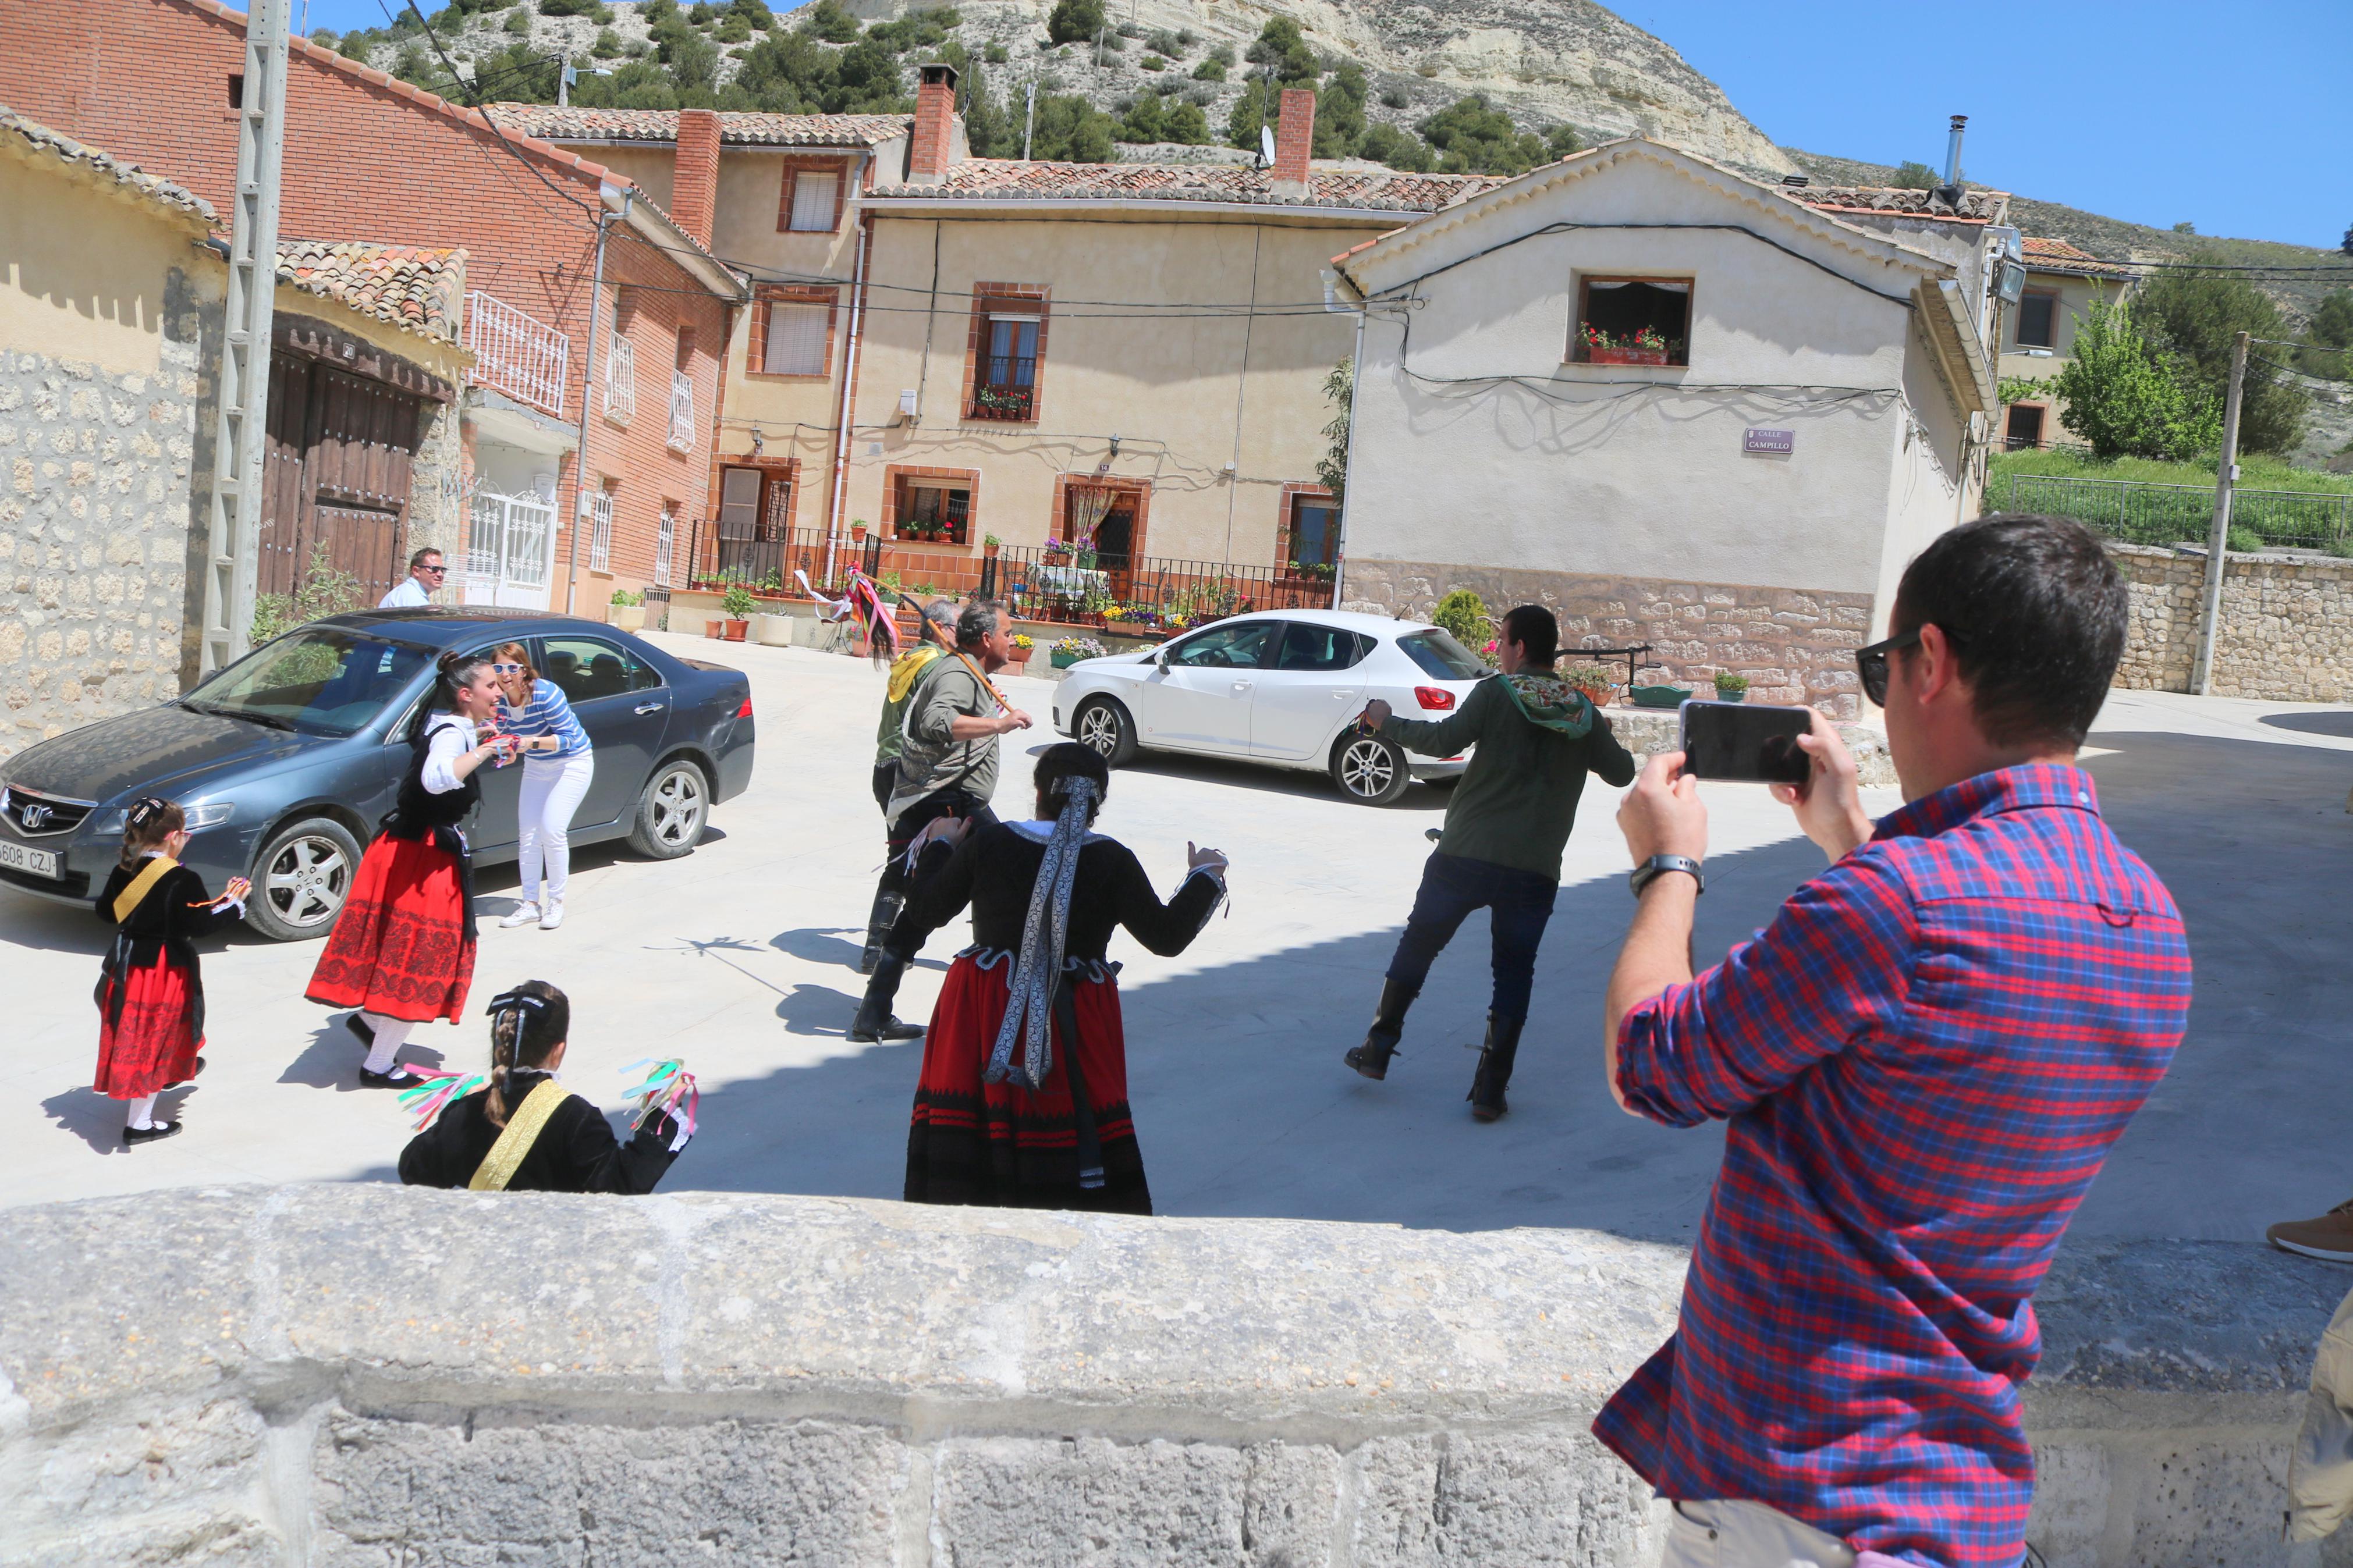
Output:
top-left (418, 563), bottom-right (447, 575)
top-left (1853, 624), bottom-right (1967, 707)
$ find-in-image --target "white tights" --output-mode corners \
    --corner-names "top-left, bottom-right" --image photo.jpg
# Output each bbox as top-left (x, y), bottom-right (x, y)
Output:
top-left (517, 753), bottom-right (594, 906)
top-left (125, 1093), bottom-right (157, 1130)
top-left (360, 1014), bottom-right (414, 1075)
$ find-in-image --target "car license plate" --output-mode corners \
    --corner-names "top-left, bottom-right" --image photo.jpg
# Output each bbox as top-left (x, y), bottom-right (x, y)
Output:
top-left (0, 838), bottom-right (61, 880)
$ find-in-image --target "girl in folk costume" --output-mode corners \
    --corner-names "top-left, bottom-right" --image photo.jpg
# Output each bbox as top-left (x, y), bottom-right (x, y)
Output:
top-left (93, 798), bottom-right (251, 1146)
top-left (398, 981), bottom-right (690, 1193)
top-left (891, 742), bottom-right (1229, 1215)
top-left (487, 641), bottom-right (595, 932)
top-left (307, 649), bottom-right (515, 1088)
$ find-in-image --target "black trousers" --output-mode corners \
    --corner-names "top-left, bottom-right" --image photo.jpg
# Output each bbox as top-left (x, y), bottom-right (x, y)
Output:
top-left (874, 786), bottom-right (998, 960)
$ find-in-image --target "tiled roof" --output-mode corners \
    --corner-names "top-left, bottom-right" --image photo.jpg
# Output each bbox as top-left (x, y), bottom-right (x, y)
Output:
top-left (0, 104), bottom-right (216, 223)
top-left (1788, 184), bottom-right (2008, 224)
top-left (485, 105), bottom-right (911, 147)
top-left (867, 159), bottom-right (1503, 213)
top-left (276, 240), bottom-right (466, 342)
top-left (2022, 234), bottom-right (2137, 280)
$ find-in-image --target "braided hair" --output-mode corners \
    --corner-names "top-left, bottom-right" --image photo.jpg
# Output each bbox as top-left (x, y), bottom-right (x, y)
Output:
top-left (118, 797), bottom-right (184, 869)
top-left (482, 979), bottom-right (571, 1126)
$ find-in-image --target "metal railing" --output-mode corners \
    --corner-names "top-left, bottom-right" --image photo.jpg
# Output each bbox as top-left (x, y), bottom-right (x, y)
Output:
top-left (654, 507), bottom-right (675, 589)
top-left (463, 489), bottom-right (558, 609)
top-left (680, 526), bottom-right (1337, 631)
top-left (602, 336), bottom-right (635, 425)
top-left (667, 371), bottom-right (694, 451)
top-left (463, 290), bottom-right (569, 418)
top-left (588, 490), bottom-right (614, 574)
top-left (2004, 472), bottom-right (2353, 551)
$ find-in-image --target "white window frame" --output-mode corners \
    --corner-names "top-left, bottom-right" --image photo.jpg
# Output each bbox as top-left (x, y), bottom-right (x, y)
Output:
top-left (668, 371), bottom-right (695, 452)
top-left (787, 168), bottom-right (840, 233)
top-left (588, 488), bottom-right (615, 574)
top-left (602, 335), bottom-right (636, 425)
top-left (655, 506), bottom-right (676, 589)
top-left (761, 299), bottom-right (829, 376)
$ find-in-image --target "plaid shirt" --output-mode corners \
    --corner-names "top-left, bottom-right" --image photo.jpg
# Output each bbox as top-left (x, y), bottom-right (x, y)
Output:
top-left (1596, 765), bottom-right (2191, 1568)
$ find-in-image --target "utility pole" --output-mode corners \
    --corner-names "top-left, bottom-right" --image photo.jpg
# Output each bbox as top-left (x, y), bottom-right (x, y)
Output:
top-left (1023, 77), bottom-right (1037, 160)
top-left (563, 193), bottom-right (624, 616)
top-left (557, 52), bottom-right (570, 107)
top-left (199, 0), bottom-right (290, 675)
top-left (2191, 329), bottom-right (2251, 696)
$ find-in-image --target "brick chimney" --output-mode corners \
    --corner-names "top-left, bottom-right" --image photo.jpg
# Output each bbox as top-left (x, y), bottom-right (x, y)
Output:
top-left (910, 63), bottom-right (959, 184)
top-left (672, 108), bottom-right (721, 246)
top-left (1271, 88), bottom-right (1315, 201)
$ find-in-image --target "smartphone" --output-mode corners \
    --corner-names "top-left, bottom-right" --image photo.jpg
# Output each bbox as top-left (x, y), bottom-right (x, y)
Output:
top-left (1679, 699), bottom-right (1812, 785)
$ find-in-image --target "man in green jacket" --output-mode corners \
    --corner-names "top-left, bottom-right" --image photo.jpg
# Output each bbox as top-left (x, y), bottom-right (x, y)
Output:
top-left (1346, 605), bottom-right (1637, 1120)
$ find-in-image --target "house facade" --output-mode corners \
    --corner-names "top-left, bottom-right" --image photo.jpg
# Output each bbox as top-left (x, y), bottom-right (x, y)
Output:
top-left (1995, 236), bottom-right (2136, 450)
top-left (0, 0), bottom-right (746, 621)
top-left (1332, 140), bottom-right (2003, 715)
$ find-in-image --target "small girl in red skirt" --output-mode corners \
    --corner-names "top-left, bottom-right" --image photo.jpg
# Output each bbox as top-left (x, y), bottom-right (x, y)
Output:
top-left (94, 797), bottom-right (251, 1146)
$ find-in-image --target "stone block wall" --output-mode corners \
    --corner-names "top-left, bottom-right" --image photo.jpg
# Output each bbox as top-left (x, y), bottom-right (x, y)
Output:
top-left (1343, 560), bottom-right (1875, 718)
top-left (2110, 542), bottom-right (2353, 703)
top-left (0, 279), bottom-right (205, 765)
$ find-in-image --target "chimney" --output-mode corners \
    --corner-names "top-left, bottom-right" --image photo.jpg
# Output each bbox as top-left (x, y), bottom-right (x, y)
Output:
top-left (910, 62), bottom-right (959, 184)
top-left (1271, 87), bottom-right (1315, 201)
top-left (1942, 113), bottom-right (1967, 189)
top-left (672, 108), bottom-right (721, 246)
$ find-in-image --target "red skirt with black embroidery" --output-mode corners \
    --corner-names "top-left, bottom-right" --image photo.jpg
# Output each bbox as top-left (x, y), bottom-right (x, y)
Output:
top-left (904, 951), bottom-right (1151, 1215)
top-left (93, 956), bottom-right (201, 1099)
top-left (304, 833), bottom-right (474, 1023)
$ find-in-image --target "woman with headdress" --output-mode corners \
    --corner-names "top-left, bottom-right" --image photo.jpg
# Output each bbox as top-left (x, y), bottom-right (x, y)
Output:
top-left (92, 797), bottom-right (251, 1146)
top-left (307, 649), bottom-right (514, 1089)
top-left (888, 741), bottom-right (1229, 1214)
top-left (398, 980), bottom-right (689, 1193)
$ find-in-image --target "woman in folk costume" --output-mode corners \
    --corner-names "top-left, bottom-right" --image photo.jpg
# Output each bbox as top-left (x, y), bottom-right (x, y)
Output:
top-left (93, 798), bottom-right (251, 1147)
top-left (307, 649), bottom-right (515, 1089)
top-left (398, 980), bottom-right (689, 1193)
top-left (892, 742), bottom-right (1229, 1215)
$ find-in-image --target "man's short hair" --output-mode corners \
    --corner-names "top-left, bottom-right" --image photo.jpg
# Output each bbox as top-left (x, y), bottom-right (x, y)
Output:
top-left (922, 599), bottom-right (958, 634)
top-left (409, 547), bottom-right (442, 570)
top-left (1500, 605), bottom-right (1561, 664)
top-left (957, 599), bottom-right (1005, 648)
top-left (1889, 512), bottom-right (2126, 750)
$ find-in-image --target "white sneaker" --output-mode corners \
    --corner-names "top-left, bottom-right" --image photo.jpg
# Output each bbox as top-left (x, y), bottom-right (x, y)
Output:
top-left (538, 899), bottom-right (565, 930)
top-left (499, 902), bottom-right (541, 929)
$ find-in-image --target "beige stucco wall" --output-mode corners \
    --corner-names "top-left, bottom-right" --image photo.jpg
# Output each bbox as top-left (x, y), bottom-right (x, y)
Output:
top-left (0, 141), bottom-right (209, 376)
top-left (1997, 270), bottom-right (2126, 446)
top-left (836, 211), bottom-right (1373, 565)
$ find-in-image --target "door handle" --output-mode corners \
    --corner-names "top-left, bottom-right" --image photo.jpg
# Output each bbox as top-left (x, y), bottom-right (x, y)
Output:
top-left (1231, 681), bottom-right (1251, 692)
top-left (634, 702), bottom-right (666, 714)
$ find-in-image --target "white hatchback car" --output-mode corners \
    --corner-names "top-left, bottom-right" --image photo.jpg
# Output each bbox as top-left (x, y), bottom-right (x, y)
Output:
top-left (1049, 609), bottom-right (1490, 805)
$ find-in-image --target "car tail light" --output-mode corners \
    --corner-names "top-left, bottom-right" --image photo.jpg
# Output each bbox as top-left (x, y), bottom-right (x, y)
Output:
top-left (1414, 686), bottom-right (1456, 710)
top-left (736, 697), bottom-right (754, 719)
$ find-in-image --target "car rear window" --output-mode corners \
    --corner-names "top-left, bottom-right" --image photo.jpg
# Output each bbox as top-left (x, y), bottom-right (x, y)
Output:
top-left (184, 630), bottom-right (429, 737)
top-left (1397, 629), bottom-right (1488, 680)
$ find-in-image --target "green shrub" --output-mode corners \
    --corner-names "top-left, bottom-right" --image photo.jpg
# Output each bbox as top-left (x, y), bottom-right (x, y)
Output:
top-left (249, 543), bottom-right (367, 646)
top-left (722, 584), bottom-right (758, 618)
top-left (1045, 0), bottom-right (1102, 45)
top-left (984, 41), bottom-right (1007, 62)
top-left (797, 0), bottom-right (861, 41)
top-left (591, 26), bottom-right (623, 54)
top-left (1139, 54), bottom-right (1163, 70)
top-left (1144, 28), bottom-right (1184, 55)
top-left (1713, 671), bottom-right (1749, 695)
top-left (502, 7), bottom-right (530, 31)
top-left (1429, 589), bottom-right (1492, 656)
top-left (610, 587), bottom-right (645, 606)
top-left (1189, 56), bottom-right (1225, 80)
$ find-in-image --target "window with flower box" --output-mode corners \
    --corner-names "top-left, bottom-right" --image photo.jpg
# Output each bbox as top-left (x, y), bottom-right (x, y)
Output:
top-left (964, 286), bottom-right (1048, 422)
top-left (1571, 276), bottom-right (1691, 366)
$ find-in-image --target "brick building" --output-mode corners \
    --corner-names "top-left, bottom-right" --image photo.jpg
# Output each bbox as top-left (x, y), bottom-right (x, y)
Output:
top-left (0, 0), bottom-right (747, 618)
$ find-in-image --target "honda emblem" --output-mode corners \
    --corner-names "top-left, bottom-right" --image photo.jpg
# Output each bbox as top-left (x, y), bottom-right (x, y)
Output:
top-left (19, 803), bottom-right (51, 830)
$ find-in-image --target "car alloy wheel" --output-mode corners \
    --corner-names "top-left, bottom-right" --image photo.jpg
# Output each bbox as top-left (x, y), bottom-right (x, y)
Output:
top-left (1073, 696), bottom-right (1137, 766)
top-left (262, 829), bottom-right (351, 931)
top-left (629, 760), bottom-right (709, 859)
top-left (1333, 734), bottom-right (1410, 805)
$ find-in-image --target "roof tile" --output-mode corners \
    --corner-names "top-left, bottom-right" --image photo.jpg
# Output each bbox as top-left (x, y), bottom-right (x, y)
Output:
top-left (867, 158), bottom-right (1503, 213)
top-left (0, 104), bottom-right (216, 223)
top-left (275, 240), bottom-right (466, 342)
top-left (1788, 183), bottom-right (2007, 224)
top-left (487, 104), bottom-right (911, 148)
top-left (2021, 234), bottom-right (2136, 279)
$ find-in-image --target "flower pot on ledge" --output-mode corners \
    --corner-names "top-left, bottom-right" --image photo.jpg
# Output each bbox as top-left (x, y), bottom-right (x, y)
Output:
top-left (722, 618), bottom-right (750, 642)
top-left (1587, 346), bottom-right (1673, 367)
top-left (608, 604), bottom-right (647, 633)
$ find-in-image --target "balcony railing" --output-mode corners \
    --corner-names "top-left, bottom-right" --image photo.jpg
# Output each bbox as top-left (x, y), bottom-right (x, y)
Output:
top-left (463, 290), bottom-right (569, 418)
top-left (668, 371), bottom-right (694, 451)
top-left (603, 336), bottom-right (636, 425)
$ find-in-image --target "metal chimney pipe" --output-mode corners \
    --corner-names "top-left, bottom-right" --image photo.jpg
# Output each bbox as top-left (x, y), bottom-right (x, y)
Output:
top-left (1944, 114), bottom-right (1967, 187)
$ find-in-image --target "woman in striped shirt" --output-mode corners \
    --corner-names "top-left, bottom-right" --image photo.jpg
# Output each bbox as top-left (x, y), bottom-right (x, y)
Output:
top-left (491, 641), bottom-right (595, 931)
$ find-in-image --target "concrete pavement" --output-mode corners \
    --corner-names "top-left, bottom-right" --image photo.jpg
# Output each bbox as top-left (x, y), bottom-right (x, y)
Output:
top-left (4, 635), bottom-right (2349, 1247)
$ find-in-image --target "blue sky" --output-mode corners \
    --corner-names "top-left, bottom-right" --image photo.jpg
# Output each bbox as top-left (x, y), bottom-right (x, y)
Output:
top-left (285, 0), bottom-right (2350, 250)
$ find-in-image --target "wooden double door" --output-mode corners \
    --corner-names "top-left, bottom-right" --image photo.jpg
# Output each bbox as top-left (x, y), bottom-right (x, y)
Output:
top-left (258, 355), bottom-right (425, 607)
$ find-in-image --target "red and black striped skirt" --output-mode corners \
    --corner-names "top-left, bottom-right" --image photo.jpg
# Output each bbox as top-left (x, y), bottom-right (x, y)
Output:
top-left (304, 833), bottom-right (474, 1024)
top-left (904, 952), bottom-right (1151, 1215)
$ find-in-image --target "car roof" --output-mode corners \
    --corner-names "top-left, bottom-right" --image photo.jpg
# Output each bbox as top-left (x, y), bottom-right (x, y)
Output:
top-left (312, 607), bottom-right (604, 648)
top-left (1215, 607), bottom-right (1433, 637)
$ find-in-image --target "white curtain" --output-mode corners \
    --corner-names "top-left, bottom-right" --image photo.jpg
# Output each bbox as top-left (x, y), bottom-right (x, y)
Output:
top-left (789, 170), bottom-right (839, 232)
top-left (764, 302), bottom-right (828, 375)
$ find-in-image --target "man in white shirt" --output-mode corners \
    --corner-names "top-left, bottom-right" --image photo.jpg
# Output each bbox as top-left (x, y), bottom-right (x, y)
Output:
top-left (379, 548), bottom-right (446, 609)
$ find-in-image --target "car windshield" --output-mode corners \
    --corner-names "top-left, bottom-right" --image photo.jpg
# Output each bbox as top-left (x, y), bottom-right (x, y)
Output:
top-left (183, 630), bottom-right (430, 737)
top-left (1397, 628), bottom-right (1489, 680)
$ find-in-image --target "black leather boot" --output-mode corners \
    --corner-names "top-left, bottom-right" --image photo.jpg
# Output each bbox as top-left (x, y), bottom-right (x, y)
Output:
top-left (859, 888), bottom-right (906, 976)
top-left (1343, 980), bottom-right (1418, 1080)
top-left (849, 955), bottom-right (927, 1043)
top-left (1468, 1015), bottom-right (1524, 1122)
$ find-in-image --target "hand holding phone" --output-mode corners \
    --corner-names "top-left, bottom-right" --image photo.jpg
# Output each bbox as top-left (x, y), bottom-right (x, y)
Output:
top-left (1678, 700), bottom-right (1812, 785)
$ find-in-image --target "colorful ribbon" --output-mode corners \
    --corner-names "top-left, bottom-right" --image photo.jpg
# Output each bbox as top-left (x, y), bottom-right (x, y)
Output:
top-left (396, 1071), bottom-right (488, 1132)
top-left (619, 1057), bottom-right (698, 1140)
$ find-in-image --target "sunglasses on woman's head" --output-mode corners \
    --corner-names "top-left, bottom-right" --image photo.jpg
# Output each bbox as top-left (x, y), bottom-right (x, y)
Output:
top-left (1854, 624), bottom-right (1967, 707)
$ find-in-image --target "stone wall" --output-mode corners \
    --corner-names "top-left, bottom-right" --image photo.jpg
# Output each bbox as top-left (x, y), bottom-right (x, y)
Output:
top-left (1342, 561), bottom-right (1875, 719)
top-left (0, 270), bottom-right (207, 765)
top-left (2110, 541), bottom-right (2353, 703)
top-left (0, 1186), bottom-right (2342, 1568)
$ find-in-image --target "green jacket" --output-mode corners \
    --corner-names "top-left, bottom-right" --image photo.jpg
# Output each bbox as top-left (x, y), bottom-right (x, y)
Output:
top-left (1379, 672), bottom-right (1638, 880)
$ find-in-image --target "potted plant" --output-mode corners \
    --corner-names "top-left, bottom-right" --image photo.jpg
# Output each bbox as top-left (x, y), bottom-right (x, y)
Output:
top-left (850, 520), bottom-right (869, 543)
top-left (1580, 323), bottom-right (1678, 367)
top-left (982, 533), bottom-right (1002, 559)
top-left (1049, 635), bottom-right (1107, 670)
top-left (608, 587), bottom-right (647, 633)
top-left (1712, 671), bottom-right (1749, 703)
top-left (1564, 663), bottom-right (1617, 706)
top-left (721, 584), bottom-right (756, 642)
top-left (1005, 631), bottom-right (1034, 670)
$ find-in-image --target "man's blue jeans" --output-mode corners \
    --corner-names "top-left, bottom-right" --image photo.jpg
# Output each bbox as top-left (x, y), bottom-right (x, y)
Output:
top-left (1384, 852), bottom-right (1558, 1023)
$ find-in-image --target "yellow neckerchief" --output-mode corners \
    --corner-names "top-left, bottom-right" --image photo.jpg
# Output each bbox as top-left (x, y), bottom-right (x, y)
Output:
top-left (886, 644), bottom-right (946, 703)
top-left (112, 855), bottom-right (180, 925)
top-left (467, 1078), bottom-right (571, 1192)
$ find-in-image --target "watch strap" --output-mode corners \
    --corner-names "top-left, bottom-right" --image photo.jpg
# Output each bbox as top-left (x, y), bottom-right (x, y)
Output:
top-left (1629, 854), bottom-right (1705, 898)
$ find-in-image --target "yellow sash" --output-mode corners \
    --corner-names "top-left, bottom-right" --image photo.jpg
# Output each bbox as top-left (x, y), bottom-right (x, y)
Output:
top-left (886, 645), bottom-right (944, 703)
top-left (467, 1079), bottom-right (571, 1192)
top-left (112, 855), bottom-right (180, 925)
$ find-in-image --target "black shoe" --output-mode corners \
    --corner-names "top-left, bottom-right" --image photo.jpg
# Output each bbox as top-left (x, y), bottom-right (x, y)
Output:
top-left (860, 889), bottom-right (907, 977)
top-left (849, 1015), bottom-right (927, 1043)
top-left (1469, 1015), bottom-right (1525, 1123)
top-left (344, 1013), bottom-right (375, 1047)
top-left (123, 1120), bottom-right (183, 1146)
top-left (359, 1064), bottom-right (428, 1089)
top-left (849, 954), bottom-right (926, 1042)
top-left (1344, 980), bottom-right (1419, 1080)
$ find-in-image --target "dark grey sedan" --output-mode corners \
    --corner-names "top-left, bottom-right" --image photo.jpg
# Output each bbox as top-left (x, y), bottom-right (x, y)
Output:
top-left (0, 609), bottom-right (756, 940)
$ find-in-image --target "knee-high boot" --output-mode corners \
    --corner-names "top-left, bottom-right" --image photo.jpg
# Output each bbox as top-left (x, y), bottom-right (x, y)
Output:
top-left (1468, 1014), bottom-right (1524, 1122)
top-left (849, 954), bottom-right (927, 1043)
top-left (1343, 980), bottom-right (1418, 1080)
top-left (859, 887), bottom-right (906, 976)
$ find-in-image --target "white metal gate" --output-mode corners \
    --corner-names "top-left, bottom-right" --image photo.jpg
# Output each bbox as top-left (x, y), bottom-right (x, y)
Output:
top-left (464, 490), bottom-right (557, 609)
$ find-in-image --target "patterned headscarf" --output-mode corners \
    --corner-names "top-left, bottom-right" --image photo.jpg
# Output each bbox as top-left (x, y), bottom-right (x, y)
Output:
top-left (985, 777), bottom-right (1099, 1091)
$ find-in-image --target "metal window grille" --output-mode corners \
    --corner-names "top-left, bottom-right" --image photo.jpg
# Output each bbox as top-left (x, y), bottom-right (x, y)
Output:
top-left (588, 489), bottom-right (614, 574)
top-left (463, 290), bottom-right (569, 417)
top-left (655, 507), bottom-right (676, 589)
top-left (465, 490), bottom-right (558, 609)
top-left (668, 371), bottom-right (694, 451)
top-left (603, 335), bottom-right (636, 425)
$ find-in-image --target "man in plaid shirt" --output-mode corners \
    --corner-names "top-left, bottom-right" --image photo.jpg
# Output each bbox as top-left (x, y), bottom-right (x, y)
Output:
top-left (1600, 514), bottom-right (2192, 1568)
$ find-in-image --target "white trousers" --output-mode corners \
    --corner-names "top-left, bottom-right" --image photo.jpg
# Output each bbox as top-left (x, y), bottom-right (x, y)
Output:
top-left (517, 752), bottom-right (594, 905)
top-left (1659, 1499), bottom-right (1858, 1568)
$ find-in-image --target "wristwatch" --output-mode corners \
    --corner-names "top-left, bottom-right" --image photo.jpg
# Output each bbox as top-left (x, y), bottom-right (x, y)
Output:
top-left (1628, 855), bottom-right (1705, 898)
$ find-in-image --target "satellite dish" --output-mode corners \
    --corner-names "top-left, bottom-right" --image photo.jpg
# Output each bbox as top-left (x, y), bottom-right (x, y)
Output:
top-left (1259, 123), bottom-right (1276, 166)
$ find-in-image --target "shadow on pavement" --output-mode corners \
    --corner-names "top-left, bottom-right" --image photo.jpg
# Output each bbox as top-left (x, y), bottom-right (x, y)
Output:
top-left (277, 1018), bottom-right (446, 1092)
top-left (2259, 711), bottom-right (2353, 739)
top-left (42, 1079), bottom-right (204, 1155)
top-left (1115, 749), bottom-right (1454, 813)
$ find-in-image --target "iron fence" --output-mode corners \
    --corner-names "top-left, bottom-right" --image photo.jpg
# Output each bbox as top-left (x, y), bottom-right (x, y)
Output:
top-left (463, 290), bottom-right (569, 418)
top-left (2004, 471), bottom-right (2353, 551)
top-left (680, 525), bottom-right (1337, 632)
